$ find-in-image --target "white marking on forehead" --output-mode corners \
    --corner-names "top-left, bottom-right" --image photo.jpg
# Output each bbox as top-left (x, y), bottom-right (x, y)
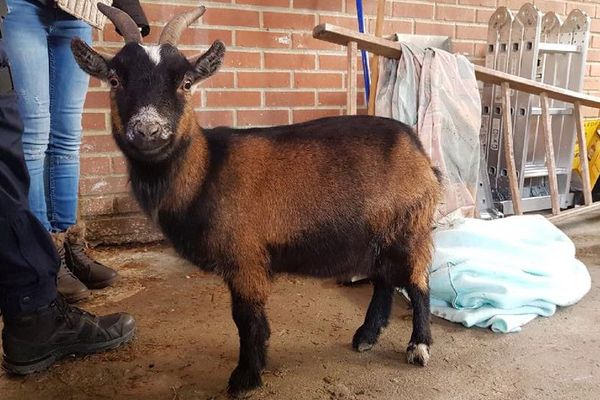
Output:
top-left (141, 44), bottom-right (162, 65)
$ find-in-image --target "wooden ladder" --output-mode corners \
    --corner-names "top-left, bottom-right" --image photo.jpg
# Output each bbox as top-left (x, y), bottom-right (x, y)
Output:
top-left (312, 23), bottom-right (600, 223)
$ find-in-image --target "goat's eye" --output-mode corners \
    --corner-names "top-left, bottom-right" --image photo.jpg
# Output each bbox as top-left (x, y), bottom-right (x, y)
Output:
top-left (182, 79), bottom-right (192, 91)
top-left (109, 77), bottom-right (120, 88)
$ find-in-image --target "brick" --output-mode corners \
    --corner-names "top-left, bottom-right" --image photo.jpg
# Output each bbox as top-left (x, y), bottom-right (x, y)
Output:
top-left (584, 77), bottom-right (600, 91)
top-left (89, 78), bottom-right (102, 88)
top-left (79, 197), bottom-right (114, 217)
top-left (236, 0), bottom-right (289, 7)
top-left (113, 195), bottom-right (141, 214)
top-left (144, 4), bottom-right (195, 24)
top-left (566, 3), bottom-right (595, 17)
top-left (294, 0), bottom-right (342, 12)
top-left (456, 24), bottom-right (488, 40)
top-left (317, 91), bottom-right (346, 106)
top-left (459, 0), bottom-right (497, 6)
top-left (436, 5), bottom-right (477, 22)
top-left (80, 176), bottom-right (129, 195)
top-left (195, 110), bottom-right (235, 127)
top-left (393, 3), bottom-right (434, 19)
top-left (292, 109), bottom-right (341, 123)
top-left (80, 156), bottom-right (111, 176)
top-left (344, 0), bottom-right (379, 15)
top-left (264, 12), bottom-right (316, 30)
top-left (586, 49), bottom-right (600, 62)
top-left (474, 43), bottom-right (488, 58)
top-left (292, 33), bottom-right (342, 50)
top-left (84, 91), bottom-right (110, 109)
top-left (238, 72), bottom-right (291, 88)
top-left (294, 72), bottom-right (343, 88)
top-left (236, 30), bottom-right (291, 48)
top-left (318, 15), bottom-right (358, 30)
top-left (590, 64), bottom-right (600, 77)
top-left (82, 113), bottom-right (106, 130)
top-left (206, 91), bottom-right (261, 107)
top-left (265, 91), bottom-right (315, 107)
top-left (112, 156), bottom-right (127, 174)
top-left (452, 41), bottom-right (475, 55)
top-left (237, 110), bottom-right (289, 126)
top-left (476, 8), bottom-right (495, 23)
top-left (200, 71), bottom-right (234, 89)
top-left (533, 0), bottom-right (566, 15)
top-left (84, 216), bottom-right (162, 245)
top-left (592, 35), bottom-right (600, 49)
top-left (224, 51), bottom-right (261, 69)
top-left (415, 22), bottom-right (455, 37)
top-left (380, 20), bottom-right (413, 35)
top-left (179, 28), bottom-right (233, 46)
top-left (319, 54), bottom-right (352, 70)
top-left (265, 52), bottom-right (316, 69)
top-left (203, 8), bottom-right (259, 27)
top-left (81, 134), bottom-right (118, 154)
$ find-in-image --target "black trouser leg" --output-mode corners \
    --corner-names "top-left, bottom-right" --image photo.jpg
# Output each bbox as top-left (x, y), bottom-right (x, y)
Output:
top-left (0, 43), bottom-right (59, 318)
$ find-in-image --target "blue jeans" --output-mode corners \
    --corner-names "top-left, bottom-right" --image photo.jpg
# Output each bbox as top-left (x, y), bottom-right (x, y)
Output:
top-left (3, 0), bottom-right (91, 231)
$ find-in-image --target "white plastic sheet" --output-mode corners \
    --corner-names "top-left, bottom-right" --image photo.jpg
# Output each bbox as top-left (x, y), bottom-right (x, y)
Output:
top-left (375, 41), bottom-right (481, 223)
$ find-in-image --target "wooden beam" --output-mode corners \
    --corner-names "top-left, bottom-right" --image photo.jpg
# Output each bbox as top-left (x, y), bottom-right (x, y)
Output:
top-left (548, 202), bottom-right (600, 224)
top-left (313, 23), bottom-right (401, 59)
top-left (500, 82), bottom-right (523, 215)
top-left (574, 101), bottom-right (593, 206)
top-left (312, 24), bottom-right (600, 108)
top-left (540, 92), bottom-right (561, 215)
top-left (347, 41), bottom-right (358, 115)
top-left (367, 0), bottom-right (386, 116)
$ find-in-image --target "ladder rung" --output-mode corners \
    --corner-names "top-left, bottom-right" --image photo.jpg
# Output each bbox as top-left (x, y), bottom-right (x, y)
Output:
top-left (538, 43), bottom-right (579, 54)
top-left (530, 106), bottom-right (573, 116)
top-left (523, 165), bottom-right (570, 178)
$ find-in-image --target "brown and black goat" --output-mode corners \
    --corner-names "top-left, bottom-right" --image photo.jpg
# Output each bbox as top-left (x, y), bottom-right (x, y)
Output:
top-left (72, 4), bottom-right (442, 396)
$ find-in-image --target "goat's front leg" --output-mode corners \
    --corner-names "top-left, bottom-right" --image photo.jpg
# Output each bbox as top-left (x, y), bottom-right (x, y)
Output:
top-left (226, 266), bottom-right (271, 397)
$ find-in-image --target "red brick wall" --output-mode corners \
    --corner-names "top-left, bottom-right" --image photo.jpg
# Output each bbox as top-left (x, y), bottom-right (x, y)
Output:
top-left (81, 0), bottom-right (600, 244)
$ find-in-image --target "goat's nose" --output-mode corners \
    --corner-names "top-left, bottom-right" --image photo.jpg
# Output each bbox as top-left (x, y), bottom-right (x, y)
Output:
top-left (134, 122), bottom-right (161, 139)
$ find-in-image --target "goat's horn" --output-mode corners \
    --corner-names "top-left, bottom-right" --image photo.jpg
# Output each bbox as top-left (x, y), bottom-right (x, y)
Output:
top-left (158, 6), bottom-right (206, 46)
top-left (97, 3), bottom-right (142, 44)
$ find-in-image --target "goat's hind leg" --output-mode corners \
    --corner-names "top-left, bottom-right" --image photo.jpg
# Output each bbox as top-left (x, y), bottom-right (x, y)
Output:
top-left (400, 237), bottom-right (433, 367)
top-left (352, 276), bottom-right (394, 352)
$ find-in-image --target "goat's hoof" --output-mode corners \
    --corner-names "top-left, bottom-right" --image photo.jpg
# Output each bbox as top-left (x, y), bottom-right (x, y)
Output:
top-left (406, 343), bottom-right (430, 367)
top-left (352, 325), bottom-right (378, 352)
top-left (227, 366), bottom-right (262, 397)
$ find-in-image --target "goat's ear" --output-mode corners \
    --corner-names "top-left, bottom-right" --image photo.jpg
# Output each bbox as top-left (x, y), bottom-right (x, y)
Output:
top-left (71, 38), bottom-right (111, 81)
top-left (189, 40), bottom-right (226, 83)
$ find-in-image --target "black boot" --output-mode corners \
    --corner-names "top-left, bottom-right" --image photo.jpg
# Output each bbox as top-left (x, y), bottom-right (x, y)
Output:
top-left (2, 296), bottom-right (135, 375)
top-left (64, 223), bottom-right (119, 289)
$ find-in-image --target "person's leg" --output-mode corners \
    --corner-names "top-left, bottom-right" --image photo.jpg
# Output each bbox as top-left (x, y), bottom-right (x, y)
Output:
top-left (46, 16), bottom-right (91, 231)
top-left (0, 65), bottom-right (59, 318)
top-left (3, 0), bottom-right (52, 230)
top-left (47, 14), bottom-right (118, 288)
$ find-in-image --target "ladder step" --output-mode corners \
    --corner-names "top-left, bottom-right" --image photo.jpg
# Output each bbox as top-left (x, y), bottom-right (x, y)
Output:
top-left (523, 165), bottom-right (570, 178)
top-left (530, 106), bottom-right (573, 116)
top-left (538, 42), bottom-right (579, 54)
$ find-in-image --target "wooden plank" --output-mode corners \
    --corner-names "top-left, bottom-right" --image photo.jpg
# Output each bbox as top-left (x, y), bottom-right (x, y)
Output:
top-left (548, 202), bottom-right (600, 224)
top-left (540, 92), bottom-right (561, 215)
top-left (574, 101), bottom-right (593, 206)
top-left (500, 82), bottom-right (523, 215)
top-left (313, 23), bottom-right (402, 59)
top-left (367, 0), bottom-right (386, 116)
top-left (312, 24), bottom-right (600, 108)
top-left (347, 41), bottom-right (358, 115)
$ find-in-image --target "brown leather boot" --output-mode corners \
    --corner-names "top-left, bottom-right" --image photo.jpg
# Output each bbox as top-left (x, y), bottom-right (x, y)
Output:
top-left (64, 223), bottom-right (119, 289)
top-left (51, 232), bottom-right (91, 303)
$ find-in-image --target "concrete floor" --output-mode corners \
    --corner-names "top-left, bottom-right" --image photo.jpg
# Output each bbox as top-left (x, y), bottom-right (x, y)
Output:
top-left (1, 212), bottom-right (599, 400)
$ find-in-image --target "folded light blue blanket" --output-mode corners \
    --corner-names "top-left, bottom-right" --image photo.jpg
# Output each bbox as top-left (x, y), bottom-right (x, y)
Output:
top-left (428, 215), bottom-right (591, 333)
